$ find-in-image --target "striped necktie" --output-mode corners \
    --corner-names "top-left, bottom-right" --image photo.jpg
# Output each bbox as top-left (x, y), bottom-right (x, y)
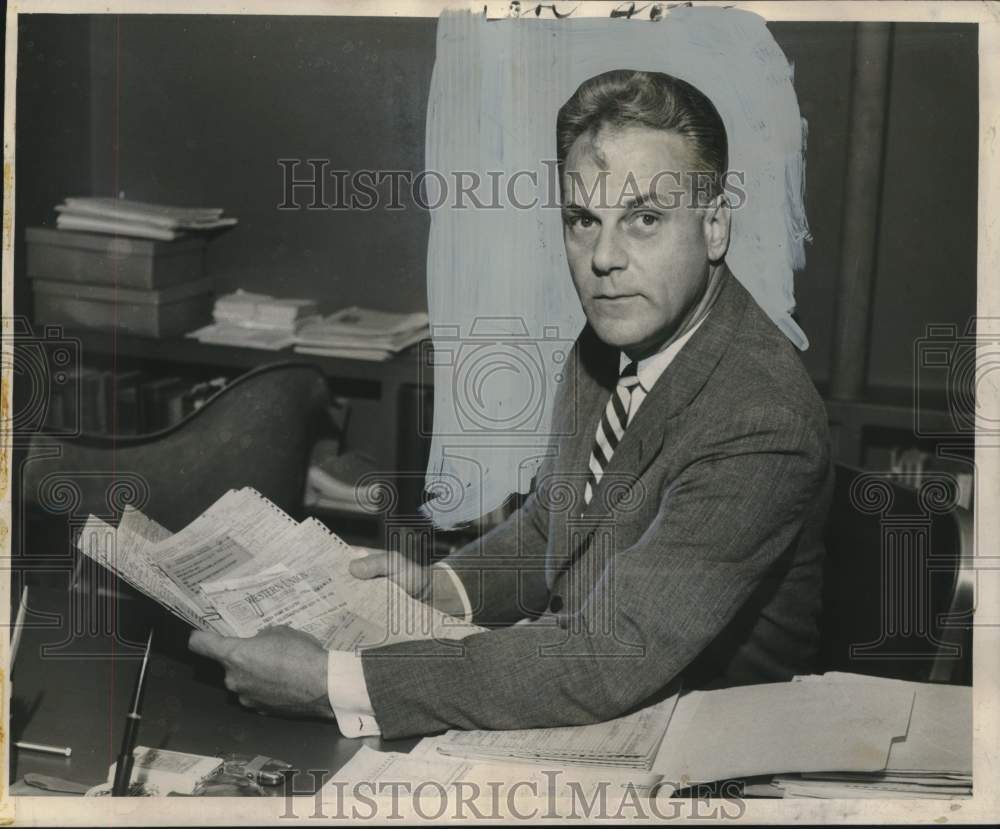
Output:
top-left (584, 361), bottom-right (640, 505)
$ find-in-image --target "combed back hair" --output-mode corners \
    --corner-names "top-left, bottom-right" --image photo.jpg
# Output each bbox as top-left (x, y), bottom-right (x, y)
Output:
top-left (557, 69), bottom-right (728, 198)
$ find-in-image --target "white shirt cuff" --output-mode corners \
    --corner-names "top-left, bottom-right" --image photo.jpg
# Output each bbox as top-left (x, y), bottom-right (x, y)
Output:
top-left (432, 561), bottom-right (474, 623)
top-left (327, 649), bottom-right (380, 738)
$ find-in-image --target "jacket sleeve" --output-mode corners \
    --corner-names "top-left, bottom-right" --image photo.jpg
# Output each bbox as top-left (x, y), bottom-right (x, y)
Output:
top-left (361, 405), bottom-right (829, 738)
top-left (441, 454), bottom-right (553, 627)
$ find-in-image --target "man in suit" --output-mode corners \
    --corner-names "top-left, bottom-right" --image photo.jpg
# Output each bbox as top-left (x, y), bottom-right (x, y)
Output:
top-left (190, 69), bottom-right (832, 740)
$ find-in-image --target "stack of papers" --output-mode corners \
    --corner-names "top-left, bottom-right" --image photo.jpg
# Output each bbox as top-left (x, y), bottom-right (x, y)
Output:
top-left (651, 677), bottom-right (915, 789)
top-left (336, 673), bottom-right (965, 800)
top-left (768, 673), bottom-right (972, 798)
top-left (76, 487), bottom-right (486, 650)
top-left (424, 693), bottom-right (680, 771)
top-left (188, 290), bottom-right (320, 349)
top-left (295, 307), bottom-right (429, 361)
top-left (55, 197), bottom-right (237, 241)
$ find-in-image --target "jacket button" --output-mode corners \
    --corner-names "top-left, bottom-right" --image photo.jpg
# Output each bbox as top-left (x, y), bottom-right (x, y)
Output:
top-left (549, 594), bottom-right (564, 613)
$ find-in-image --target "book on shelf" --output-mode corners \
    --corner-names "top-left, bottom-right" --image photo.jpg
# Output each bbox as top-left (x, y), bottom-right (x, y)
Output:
top-left (32, 276), bottom-right (214, 338)
top-left (26, 226), bottom-right (208, 291)
top-left (47, 370), bottom-right (231, 436)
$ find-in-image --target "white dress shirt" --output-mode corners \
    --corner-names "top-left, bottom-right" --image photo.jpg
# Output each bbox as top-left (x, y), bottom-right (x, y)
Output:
top-left (327, 316), bottom-right (707, 737)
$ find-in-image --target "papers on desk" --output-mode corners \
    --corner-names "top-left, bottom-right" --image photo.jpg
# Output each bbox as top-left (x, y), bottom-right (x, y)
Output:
top-left (187, 290), bottom-right (320, 349)
top-left (294, 306), bottom-right (429, 361)
top-left (379, 673), bottom-right (970, 799)
top-left (768, 673), bottom-right (972, 798)
top-left (76, 487), bottom-right (486, 649)
top-left (425, 693), bottom-right (679, 771)
top-left (652, 678), bottom-right (914, 787)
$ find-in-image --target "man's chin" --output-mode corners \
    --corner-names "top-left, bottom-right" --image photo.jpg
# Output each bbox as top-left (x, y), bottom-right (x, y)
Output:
top-left (588, 322), bottom-right (648, 352)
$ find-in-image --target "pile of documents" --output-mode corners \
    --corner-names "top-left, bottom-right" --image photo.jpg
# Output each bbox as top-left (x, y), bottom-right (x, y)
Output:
top-left (188, 290), bottom-right (320, 350)
top-left (331, 674), bottom-right (971, 800)
top-left (54, 197), bottom-right (237, 241)
top-left (76, 488), bottom-right (485, 650)
top-left (424, 693), bottom-right (679, 770)
top-left (295, 307), bottom-right (430, 361)
top-left (767, 673), bottom-right (972, 798)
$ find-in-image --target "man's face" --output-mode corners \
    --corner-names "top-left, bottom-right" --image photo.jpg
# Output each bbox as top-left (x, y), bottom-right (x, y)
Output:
top-left (561, 125), bottom-right (717, 359)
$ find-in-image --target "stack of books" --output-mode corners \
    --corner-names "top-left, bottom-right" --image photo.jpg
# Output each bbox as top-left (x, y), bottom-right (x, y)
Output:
top-left (187, 290), bottom-right (319, 350)
top-left (294, 307), bottom-right (429, 362)
top-left (54, 197), bottom-right (237, 241)
top-left (27, 220), bottom-right (217, 338)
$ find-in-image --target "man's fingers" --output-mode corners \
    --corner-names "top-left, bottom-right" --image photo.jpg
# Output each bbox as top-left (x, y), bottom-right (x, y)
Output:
top-left (349, 552), bottom-right (390, 580)
top-left (189, 630), bottom-right (236, 662)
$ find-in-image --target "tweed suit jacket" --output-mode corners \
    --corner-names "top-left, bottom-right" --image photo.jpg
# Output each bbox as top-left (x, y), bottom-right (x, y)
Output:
top-left (362, 272), bottom-right (833, 739)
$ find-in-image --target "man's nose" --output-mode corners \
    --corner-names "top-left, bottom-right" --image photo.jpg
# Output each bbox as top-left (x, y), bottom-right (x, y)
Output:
top-left (591, 226), bottom-right (627, 275)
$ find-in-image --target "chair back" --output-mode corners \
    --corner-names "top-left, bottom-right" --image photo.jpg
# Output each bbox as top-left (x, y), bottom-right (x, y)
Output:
top-left (22, 362), bottom-right (329, 533)
top-left (820, 463), bottom-right (972, 684)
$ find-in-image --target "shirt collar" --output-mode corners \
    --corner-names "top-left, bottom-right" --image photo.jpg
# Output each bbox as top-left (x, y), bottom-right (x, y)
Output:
top-left (618, 312), bottom-right (710, 393)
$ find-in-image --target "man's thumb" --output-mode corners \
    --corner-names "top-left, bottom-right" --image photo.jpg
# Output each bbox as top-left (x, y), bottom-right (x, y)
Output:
top-left (349, 552), bottom-right (389, 580)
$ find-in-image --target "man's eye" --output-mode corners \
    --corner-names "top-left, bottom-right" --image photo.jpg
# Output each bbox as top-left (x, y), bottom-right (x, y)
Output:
top-left (565, 213), bottom-right (596, 230)
top-left (635, 212), bottom-right (659, 227)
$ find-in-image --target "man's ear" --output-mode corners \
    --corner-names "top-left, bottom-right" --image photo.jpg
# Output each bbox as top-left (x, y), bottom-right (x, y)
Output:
top-left (702, 194), bottom-right (731, 263)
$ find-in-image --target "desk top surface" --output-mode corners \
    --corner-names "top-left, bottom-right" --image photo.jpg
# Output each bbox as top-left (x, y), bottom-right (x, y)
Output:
top-left (10, 586), bottom-right (416, 793)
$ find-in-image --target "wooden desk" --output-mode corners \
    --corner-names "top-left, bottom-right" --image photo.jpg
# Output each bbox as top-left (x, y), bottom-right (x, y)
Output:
top-left (9, 586), bottom-right (416, 794)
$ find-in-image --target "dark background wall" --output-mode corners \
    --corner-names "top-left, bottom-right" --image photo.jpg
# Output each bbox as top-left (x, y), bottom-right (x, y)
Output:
top-left (13, 15), bottom-right (978, 394)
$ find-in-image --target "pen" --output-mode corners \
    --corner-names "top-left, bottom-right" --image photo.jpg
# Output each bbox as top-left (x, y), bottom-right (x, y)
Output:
top-left (15, 741), bottom-right (72, 757)
top-left (111, 630), bottom-right (153, 797)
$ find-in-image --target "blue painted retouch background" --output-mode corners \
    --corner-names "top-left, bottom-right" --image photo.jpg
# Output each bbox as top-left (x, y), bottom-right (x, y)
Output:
top-left (423, 7), bottom-right (809, 527)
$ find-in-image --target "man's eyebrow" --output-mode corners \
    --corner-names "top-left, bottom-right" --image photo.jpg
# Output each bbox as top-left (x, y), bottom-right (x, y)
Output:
top-left (623, 192), bottom-right (658, 210)
top-left (560, 202), bottom-right (594, 213)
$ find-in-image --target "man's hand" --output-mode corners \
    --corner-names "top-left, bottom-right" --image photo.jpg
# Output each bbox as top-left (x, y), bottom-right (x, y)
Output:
top-left (188, 626), bottom-right (334, 720)
top-left (349, 550), bottom-right (432, 601)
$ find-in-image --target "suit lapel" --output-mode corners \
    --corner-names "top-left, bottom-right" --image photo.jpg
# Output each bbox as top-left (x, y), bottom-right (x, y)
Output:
top-left (580, 270), bottom-right (748, 519)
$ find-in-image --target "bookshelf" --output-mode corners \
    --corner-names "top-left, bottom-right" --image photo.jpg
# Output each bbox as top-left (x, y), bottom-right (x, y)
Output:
top-left (59, 327), bottom-right (437, 544)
